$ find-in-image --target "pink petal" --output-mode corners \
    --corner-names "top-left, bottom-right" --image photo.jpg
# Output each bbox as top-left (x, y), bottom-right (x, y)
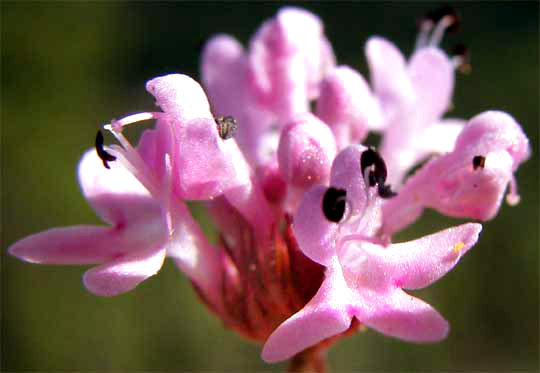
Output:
top-left (382, 111), bottom-right (530, 233)
top-left (293, 185), bottom-right (339, 266)
top-left (262, 269), bottom-right (352, 362)
top-left (221, 136), bottom-right (275, 231)
top-left (201, 34), bottom-right (275, 167)
top-left (381, 193), bottom-right (425, 236)
top-left (454, 111), bottom-right (531, 168)
top-left (78, 149), bottom-right (161, 226)
top-left (317, 66), bottom-right (382, 149)
top-left (382, 150), bottom-right (514, 233)
top-left (277, 7), bottom-right (335, 99)
top-left (355, 289), bottom-right (449, 343)
top-left (9, 226), bottom-right (126, 264)
top-left (138, 107), bottom-right (247, 202)
top-left (329, 145), bottom-right (369, 216)
top-left (146, 74), bottom-right (213, 123)
top-left (419, 119), bottom-right (465, 155)
top-left (365, 36), bottom-right (414, 116)
top-left (83, 246), bottom-right (166, 296)
top-left (407, 47), bottom-right (454, 125)
top-left (247, 7), bottom-right (333, 121)
top-left (201, 34), bottom-right (245, 92)
top-left (362, 223), bottom-right (481, 290)
top-left (173, 117), bottom-right (238, 200)
top-left (164, 198), bottom-right (223, 304)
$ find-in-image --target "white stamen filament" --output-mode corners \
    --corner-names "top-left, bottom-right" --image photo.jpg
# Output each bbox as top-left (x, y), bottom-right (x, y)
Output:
top-left (110, 112), bottom-right (163, 130)
top-left (451, 56), bottom-right (471, 74)
top-left (103, 113), bottom-right (166, 200)
top-left (414, 20), bottom-right (434, 51)
top-left (163, 153), bottom-right (174, 236)
top-left (106, 145), bottom-right (161, 197)
top-left (428, 15), bottom-right (454, 46)
top-left (506, 175), bottom-right (521, 206)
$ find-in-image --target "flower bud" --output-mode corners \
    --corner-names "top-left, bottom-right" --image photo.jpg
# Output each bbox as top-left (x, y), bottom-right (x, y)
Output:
top-left (278, 113), bottom-right (337, 189)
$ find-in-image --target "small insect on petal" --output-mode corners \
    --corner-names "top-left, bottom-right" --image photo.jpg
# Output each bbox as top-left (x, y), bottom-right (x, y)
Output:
top-left (322, 187), bottom-right (347, 223)
top-left (215, 116), bottom-right (238, 140)
top-left (472, 155), bottom-right (486, 170)
top-left (95, 130), bottom-right (116, 169)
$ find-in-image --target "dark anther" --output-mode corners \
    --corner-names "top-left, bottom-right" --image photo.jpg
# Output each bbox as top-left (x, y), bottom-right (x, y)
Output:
top-left (473, 155), bottom-right (486, 170)
top-left (378, 184), bottom-right (398, 199)
top-left (361, 147), bottom-right (397, 199)
top-left (451, 43), bottom-right (471, 74)
top-left (322, 187), bottom-right (347, 223)
top-left (425, 5), bottom-right (460, 33)
top-left (361, 148), bottom-right (387, 183)
top-left (215, 116), bottom-right (238, 140)
top-left (368, 171), bottom-right (377, 187)
top-left (95, 130), bottom-right (116, 169)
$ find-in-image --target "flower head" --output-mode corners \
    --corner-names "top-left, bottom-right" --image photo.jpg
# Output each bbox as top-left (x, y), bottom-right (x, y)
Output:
top-left (7, 5), bottom-right (531, 370)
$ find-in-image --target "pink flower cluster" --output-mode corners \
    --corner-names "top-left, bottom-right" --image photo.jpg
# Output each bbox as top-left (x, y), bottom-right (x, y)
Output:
top-left (8, 7), bottom-right (530, 364)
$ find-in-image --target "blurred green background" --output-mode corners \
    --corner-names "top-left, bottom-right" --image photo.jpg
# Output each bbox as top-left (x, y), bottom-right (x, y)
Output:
top-left (2, 2), bottom-right (538, 372)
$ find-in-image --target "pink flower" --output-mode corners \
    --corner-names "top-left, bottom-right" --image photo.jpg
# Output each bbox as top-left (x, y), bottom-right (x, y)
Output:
top-left (364, 13), bottom-right (465, 187)
top-left (382, 110), bottom-right (530, 234)
top-left (262, 145), bottom-right (482, 362)
top-left (8, 148), bottom-right (169, 296)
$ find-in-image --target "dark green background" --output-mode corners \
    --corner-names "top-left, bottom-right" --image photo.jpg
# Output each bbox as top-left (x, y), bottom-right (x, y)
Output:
top-left (2, 2), bottom-right (538, 372)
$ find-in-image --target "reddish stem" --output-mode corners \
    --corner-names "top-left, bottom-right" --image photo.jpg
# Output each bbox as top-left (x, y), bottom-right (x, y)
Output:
top-left (288, 344), bottom-right (328, 373)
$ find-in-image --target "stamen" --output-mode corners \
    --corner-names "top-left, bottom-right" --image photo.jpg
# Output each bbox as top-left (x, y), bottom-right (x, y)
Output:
top-left (103, 114), bottom-right (166, 199)
top-left (451, 43), bottom-right (471, 74)
top-left (377, 184), bottom-right (397, 199)
top-left (360, 147), bottom-right (387, 183)
top-left (472, 155), bottom-right (486, 170)
top-left (109, 112), bottom-right (162, 131)
top-left (368, 171), bottom-right (377, 187)
top-left (215, 116), bottom-right (238, 140)
top-left (163, 153), bottom-right (174, 236)
top-left (360, 148), bottom-right (397, 199)
top-left (105, 146), bottom-right (161, 198)
top-left (95, 130), bottom-right (116, 169)
top-left (426, 5), bottom-right (460, 46)
top-left (506, 175), bottom-right (521, 206)
top-left (322, 187), bottom-right (347, 223)
top-left (415, 18), bottom-right (434, 50)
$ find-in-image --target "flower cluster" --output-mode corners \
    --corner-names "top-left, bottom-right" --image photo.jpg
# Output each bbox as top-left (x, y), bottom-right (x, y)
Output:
top-left (8, 6), bottom-right (530, 368)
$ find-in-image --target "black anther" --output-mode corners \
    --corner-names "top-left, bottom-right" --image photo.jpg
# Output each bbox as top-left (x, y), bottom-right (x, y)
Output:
top-left (95, 130), bottom-right (116, 169)
top-left (472, 155), bottom-right (486, 170)
top-left (361, 147), bottom-right (397, 199)
top-left (322, 187), bottom-right (347, 223)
